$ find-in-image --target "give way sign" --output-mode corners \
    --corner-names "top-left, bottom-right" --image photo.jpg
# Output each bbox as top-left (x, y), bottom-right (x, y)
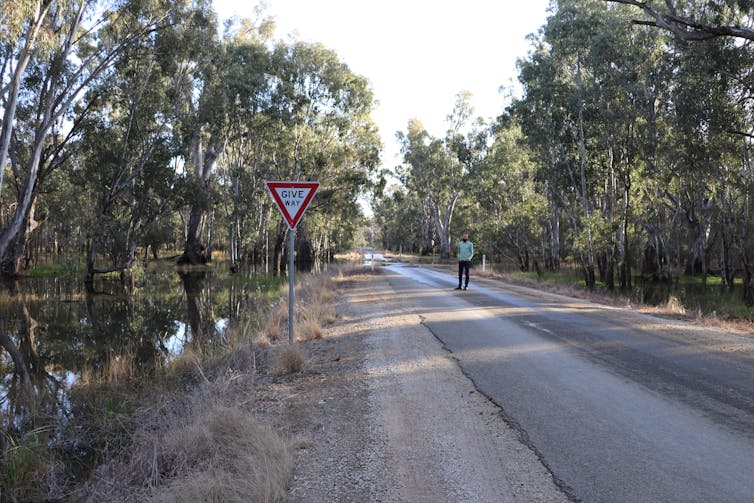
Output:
top-left (265, 181), bottom-right (320, 230)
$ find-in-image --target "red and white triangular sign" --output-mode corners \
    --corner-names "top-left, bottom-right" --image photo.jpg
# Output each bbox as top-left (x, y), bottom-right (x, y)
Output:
top-left (265, 181), bottom-right (320, 230)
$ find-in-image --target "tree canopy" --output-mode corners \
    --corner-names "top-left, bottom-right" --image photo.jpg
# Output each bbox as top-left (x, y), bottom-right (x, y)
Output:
top-left (0, 0), bottom-right (381, 278)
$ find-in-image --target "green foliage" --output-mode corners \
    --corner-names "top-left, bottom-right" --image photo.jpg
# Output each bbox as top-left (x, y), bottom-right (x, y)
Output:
top-left (27, 263), bottom-right (68, 277)
top-left (1, 431), bottom-right (59, 501)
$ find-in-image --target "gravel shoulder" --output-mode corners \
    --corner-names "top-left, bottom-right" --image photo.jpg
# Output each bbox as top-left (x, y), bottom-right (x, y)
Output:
top-left (255, 269), bottom-right (569, 502)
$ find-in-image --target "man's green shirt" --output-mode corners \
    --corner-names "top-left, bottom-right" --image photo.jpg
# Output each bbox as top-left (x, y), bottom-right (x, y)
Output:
top-left (458, 240), bottom-right (474, 261)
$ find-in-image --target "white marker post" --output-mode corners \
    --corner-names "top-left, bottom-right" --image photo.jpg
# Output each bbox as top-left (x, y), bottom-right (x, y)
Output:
top-left (266, 181), bottom-right (320, 344)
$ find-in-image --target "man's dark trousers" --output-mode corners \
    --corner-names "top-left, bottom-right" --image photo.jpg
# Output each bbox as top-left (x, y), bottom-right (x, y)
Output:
top-left (458, 260), bottom-right (470, 288)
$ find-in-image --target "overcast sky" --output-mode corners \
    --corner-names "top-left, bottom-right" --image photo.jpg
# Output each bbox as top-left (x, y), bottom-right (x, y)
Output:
top-left (214, 0), bottom-right (552, 171)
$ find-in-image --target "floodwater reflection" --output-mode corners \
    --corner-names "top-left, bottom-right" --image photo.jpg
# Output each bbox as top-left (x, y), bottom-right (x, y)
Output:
top-left (0, 264), bottom-right (278, 445)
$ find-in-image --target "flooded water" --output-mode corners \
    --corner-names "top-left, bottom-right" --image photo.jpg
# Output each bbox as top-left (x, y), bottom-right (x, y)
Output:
top-left (0, 263), bottom-right (283, 442)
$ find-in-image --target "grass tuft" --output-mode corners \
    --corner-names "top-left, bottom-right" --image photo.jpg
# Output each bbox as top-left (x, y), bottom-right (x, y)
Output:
top-left (299, 316), bottom-right (324, 340)
top-left (665, 295), bottom-right (686, 315)
top-left (147, 405), bottom-right (292, 503)
top-left (277, 344), bottom-right (305, 374)
top-left (0, 432), bottom-right (63, 502)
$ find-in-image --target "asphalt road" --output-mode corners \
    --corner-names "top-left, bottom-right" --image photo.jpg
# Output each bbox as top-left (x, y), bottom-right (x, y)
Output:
top-left (385, 263), bottom-right (754, 503)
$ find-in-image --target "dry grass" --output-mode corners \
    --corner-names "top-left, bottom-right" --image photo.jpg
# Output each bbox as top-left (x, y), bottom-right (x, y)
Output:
top-left (226, 317), bottom-right (272, 351)
top-left (665, 295), bottom-right (686, 315)
top-left (295, 272), bottom-right (339, 338)
top-left (298, 316), bottom-right (324, 340)
top-left (147, 405), bottom-right (292, 503)
top-left (78, 353), bottom-right (138, 387)
top-left (76, 375), bottom-right (293, 502)
top-left (276, 344), bottom-right (305, 374)
top-left (260, 269), bottom-right (341, 344)
top-left (262, 297), bottom-right (289, 342)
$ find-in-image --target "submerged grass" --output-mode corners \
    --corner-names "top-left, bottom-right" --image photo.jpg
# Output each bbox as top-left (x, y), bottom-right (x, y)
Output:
top-left (486, 267), bottom-right (754, 331)
top-left (1, 429), bottom-right (63, 502)
top-left (26, 263), bottom-right (68, 277)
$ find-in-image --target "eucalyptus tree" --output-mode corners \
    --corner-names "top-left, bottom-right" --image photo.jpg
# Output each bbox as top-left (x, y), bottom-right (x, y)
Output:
top-left (372, 185), bottom-right (425, 253)
top-left (605, 0), bottom-right (754, 42)
top-left (541, 0), bottom-right (620, 288)
top-left (670, 36), bottom-right (754, 288)
top-left (719, 45), bottom-right (754, 302)
top-left (397, 120), bottom-right (451, 257)
top-left (395, 121), bottom-right (445, 255)
top-left (397, 92), bottom-right (486, 258)
top-left (208, 19), bottom-right (276, 270)
top-left (259, 41), bottom-right (380, 271)
top-left (0, 0), bottom-right (170, 278)
top-left (513, 0), bottom-right (602, 286)
top-left (152, 1), bottom-right (229, 265)
top-left (607, 0), bottom-right (754, 301)
top-left (514, 0), bottom-right (676, 288)
top-left (471, 118), bottom-right (546, 272)
top-left (574, 6), bottom-right (675, 289)
top-left (77, 3), bottom-right (189, 280)
top-left (375, 173), bottom-right (436, 255)
top-left (512, 38), bottom-right (569, 271)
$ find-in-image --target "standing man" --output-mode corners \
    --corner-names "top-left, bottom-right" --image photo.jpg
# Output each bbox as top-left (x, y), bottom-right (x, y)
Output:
top-left (456, 232), bottom-right (474, 290)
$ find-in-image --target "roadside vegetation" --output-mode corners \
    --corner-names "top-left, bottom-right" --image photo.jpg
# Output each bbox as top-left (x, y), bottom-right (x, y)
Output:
top-left (1, 267), bottom-right (344, 502)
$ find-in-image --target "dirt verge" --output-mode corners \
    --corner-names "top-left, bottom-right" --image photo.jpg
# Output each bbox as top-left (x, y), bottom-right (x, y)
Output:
top-left (255, 269), bottom-right (569, 502)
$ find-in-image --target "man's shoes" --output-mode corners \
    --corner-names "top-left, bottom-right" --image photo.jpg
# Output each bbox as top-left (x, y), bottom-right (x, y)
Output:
top-left (463, 285), bottom-right (468, 290)
top-left (454, 286), bottom-right (462, 290)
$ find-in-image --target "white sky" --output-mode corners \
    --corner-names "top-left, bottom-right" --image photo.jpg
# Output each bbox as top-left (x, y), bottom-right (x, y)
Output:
top-left (213, 0), bottom-right (552, 172)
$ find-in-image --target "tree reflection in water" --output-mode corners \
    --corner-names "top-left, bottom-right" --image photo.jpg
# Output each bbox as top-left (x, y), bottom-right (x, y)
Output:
top-left (0, 265), bottom-right (272, 451)
top-left (0, 280), bottom-right (66, 454)
top-left (179, 270), bottom-right (218, 348)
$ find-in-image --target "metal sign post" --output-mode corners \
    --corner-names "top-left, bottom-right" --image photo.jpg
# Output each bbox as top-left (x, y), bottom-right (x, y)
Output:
top-left (288, 230), bottom-right (295, 344)
top-left (265, 181), bottom-right (320, 344)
